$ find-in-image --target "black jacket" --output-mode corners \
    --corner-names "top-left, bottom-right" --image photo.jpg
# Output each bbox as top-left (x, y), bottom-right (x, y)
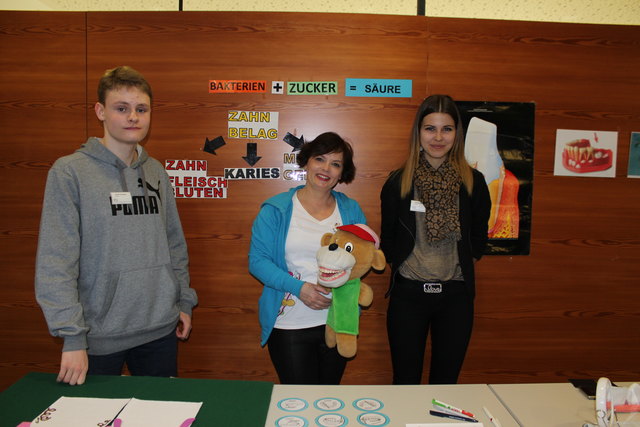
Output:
top-left (380, 168), bottom-right (491, 298)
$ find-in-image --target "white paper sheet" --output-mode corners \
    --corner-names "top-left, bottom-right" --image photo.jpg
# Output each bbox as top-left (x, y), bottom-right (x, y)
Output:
top-left (114, 398), bottom-right (202, 427)
top-left (407, 424), bottom-right (485, 427)
top-left (31, 396), bottom-right (131, 426)
top-left (30, 396), bottom-right (203, 427)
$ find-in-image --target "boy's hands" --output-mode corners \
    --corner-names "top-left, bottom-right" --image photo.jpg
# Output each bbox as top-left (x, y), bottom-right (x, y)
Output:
top-left (56, 312), bottom-right (192, 386)
top-left (58, 349), bottom-right (88, 385)
top-left (176, 311), bottom-right (192, 340)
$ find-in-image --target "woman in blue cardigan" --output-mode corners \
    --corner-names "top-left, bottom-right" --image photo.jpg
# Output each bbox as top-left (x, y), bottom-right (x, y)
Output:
top-left (249, 132), bottom-right (366, 384)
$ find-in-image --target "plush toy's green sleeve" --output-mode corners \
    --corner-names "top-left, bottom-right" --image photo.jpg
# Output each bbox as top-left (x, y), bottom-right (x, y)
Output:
top-left (326, 278), bottom-right (360, 335)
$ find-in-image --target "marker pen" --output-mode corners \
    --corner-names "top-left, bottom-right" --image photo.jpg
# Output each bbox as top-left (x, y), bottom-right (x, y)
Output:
top-left (483, 406), bottom-right (502, 427)
top-left (432, 398), bottom-right (476, 419)
top-left (429, 410), bottom-right (478, 423)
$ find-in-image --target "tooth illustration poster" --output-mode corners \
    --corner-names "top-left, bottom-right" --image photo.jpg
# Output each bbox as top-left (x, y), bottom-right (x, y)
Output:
top-left (554, 129), bottom-right (618, 178)
top-left (457, 101), bottom-right (535, 256)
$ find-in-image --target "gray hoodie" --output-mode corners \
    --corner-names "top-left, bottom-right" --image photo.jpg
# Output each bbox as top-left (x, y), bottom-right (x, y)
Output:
top-left (35, 137), bottom-right (197, 355)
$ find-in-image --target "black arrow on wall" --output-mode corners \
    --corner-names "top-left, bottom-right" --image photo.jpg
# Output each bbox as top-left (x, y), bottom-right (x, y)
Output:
top-left (243, 142), bottom-right (262, 166)
top-left (203, 136), bottom-right (226, 155)
top-left (284, 132), bottom-right (305, 152)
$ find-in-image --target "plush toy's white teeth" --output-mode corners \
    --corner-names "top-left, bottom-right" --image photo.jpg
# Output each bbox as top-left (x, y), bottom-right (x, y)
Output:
top-left (319, 267), bottom-right (347, 281)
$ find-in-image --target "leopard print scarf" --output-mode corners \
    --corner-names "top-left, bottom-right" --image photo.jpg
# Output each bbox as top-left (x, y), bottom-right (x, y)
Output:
top-left (414, 151), bottom-right (462, 244)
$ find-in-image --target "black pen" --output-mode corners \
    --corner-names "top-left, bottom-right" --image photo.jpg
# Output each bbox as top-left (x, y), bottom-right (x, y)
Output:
top-left (429, 409), bottom-right (478, 423)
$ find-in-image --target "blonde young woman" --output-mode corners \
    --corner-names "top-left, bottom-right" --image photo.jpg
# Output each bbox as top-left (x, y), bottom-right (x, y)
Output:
top-left (380, 95), bottom-right (491, 384)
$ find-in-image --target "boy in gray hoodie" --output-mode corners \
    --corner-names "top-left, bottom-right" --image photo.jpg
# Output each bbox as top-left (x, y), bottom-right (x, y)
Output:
top-left (35, 66), bottom-right (197, 385)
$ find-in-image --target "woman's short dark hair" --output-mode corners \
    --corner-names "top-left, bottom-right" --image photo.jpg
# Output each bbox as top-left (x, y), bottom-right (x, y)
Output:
top-left (297, 132), bottom-right (356, 184)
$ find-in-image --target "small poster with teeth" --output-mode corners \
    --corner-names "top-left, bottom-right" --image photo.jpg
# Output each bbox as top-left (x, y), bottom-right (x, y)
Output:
top-left (554, 129), bottom-right (618, 178)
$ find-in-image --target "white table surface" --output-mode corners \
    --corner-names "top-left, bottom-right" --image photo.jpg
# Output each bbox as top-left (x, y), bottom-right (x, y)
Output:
top-left (489, 382), bottom-right (640, 427)
top-left (265, 383), bottom-right (518, 426)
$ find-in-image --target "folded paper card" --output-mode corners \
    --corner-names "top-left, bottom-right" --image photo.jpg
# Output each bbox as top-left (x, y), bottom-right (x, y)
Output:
top-left (114, 398), bottom-right (202, 427)
top-left (407, 424), bottom-right (485, 427)
top-left (31, 396), bottom-right (131, 426)
top-left (30, 396), bottom-right (202, 427)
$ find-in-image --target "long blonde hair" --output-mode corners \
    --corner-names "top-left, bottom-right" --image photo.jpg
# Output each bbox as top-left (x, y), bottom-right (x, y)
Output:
top-left (399, 94), bottom-right (473, 198)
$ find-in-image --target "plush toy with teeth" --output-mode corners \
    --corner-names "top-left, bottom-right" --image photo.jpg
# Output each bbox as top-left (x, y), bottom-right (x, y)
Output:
top-left (316, 224), bottom-right (386, 358)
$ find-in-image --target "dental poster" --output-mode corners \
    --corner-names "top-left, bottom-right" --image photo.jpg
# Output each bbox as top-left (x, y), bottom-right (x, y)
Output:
top-left (554, 129), bottom-right (618, 178)
top-left (457, 101), bottom-right (535, 256)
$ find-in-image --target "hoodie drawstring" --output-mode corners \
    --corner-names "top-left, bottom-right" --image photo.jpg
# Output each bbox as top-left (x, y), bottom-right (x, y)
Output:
top-left (138, 164), bottom-right (150, 208)
top-left (118, 167), bottom-right (129, 193)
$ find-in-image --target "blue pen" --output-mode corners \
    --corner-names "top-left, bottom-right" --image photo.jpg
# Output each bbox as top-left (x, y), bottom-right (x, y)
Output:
top-left (429, 410), bottom-right (478, 423)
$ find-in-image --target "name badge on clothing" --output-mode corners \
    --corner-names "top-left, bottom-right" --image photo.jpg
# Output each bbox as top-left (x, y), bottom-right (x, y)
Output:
top-left (110, 192), bottom-right (133, 205)
top-left (410, 200), bottom-right (426, 212)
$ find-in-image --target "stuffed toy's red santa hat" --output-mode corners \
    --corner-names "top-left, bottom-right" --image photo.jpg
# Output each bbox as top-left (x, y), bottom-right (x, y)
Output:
top-left (337, 224), bottom-right (380, 249)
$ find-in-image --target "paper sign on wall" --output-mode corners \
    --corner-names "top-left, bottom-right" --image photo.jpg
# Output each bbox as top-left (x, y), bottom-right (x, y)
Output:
top-left (165, 159), bottom-right (228, 199)
top-left (228, 110), bottom-right (279, 140)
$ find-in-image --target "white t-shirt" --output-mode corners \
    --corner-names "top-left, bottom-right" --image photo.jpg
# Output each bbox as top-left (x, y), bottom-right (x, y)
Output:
top-left (274, 192), bottom-right (343, 329)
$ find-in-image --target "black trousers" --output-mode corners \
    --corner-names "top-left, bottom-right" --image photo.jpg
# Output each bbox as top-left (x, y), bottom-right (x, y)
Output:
top-left (267, 325), bottom-right (347, 385)
top-left (387, 275), bottom-right (474, 384)
top-left (88, 331), bottom-right (178, 377)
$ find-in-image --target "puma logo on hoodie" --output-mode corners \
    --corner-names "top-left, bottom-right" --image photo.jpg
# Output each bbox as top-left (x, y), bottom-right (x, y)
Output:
top-left (110, 192), bottom-right (159, 216)
top-left (110, 180), bottom-right (162, 216)
top-left (138, 178), bottom-right (162, 203)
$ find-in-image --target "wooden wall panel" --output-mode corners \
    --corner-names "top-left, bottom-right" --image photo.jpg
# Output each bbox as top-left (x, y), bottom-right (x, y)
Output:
top-left (83, 11), bottom-right (428, 386)
top-left (426, 18), bottom-right (640, 383)
top-left (0, 11), bottom-right (638, 391)
top-left (0, 12), bottom-right (87, 391)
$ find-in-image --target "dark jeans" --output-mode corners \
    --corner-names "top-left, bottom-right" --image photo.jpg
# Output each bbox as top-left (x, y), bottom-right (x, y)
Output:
top-left (387, 275), bottom-right (474, 384)
top-left (88, 331), bottom-right (178, 377)
top-left (267, 325), bottom-right (347, 384)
